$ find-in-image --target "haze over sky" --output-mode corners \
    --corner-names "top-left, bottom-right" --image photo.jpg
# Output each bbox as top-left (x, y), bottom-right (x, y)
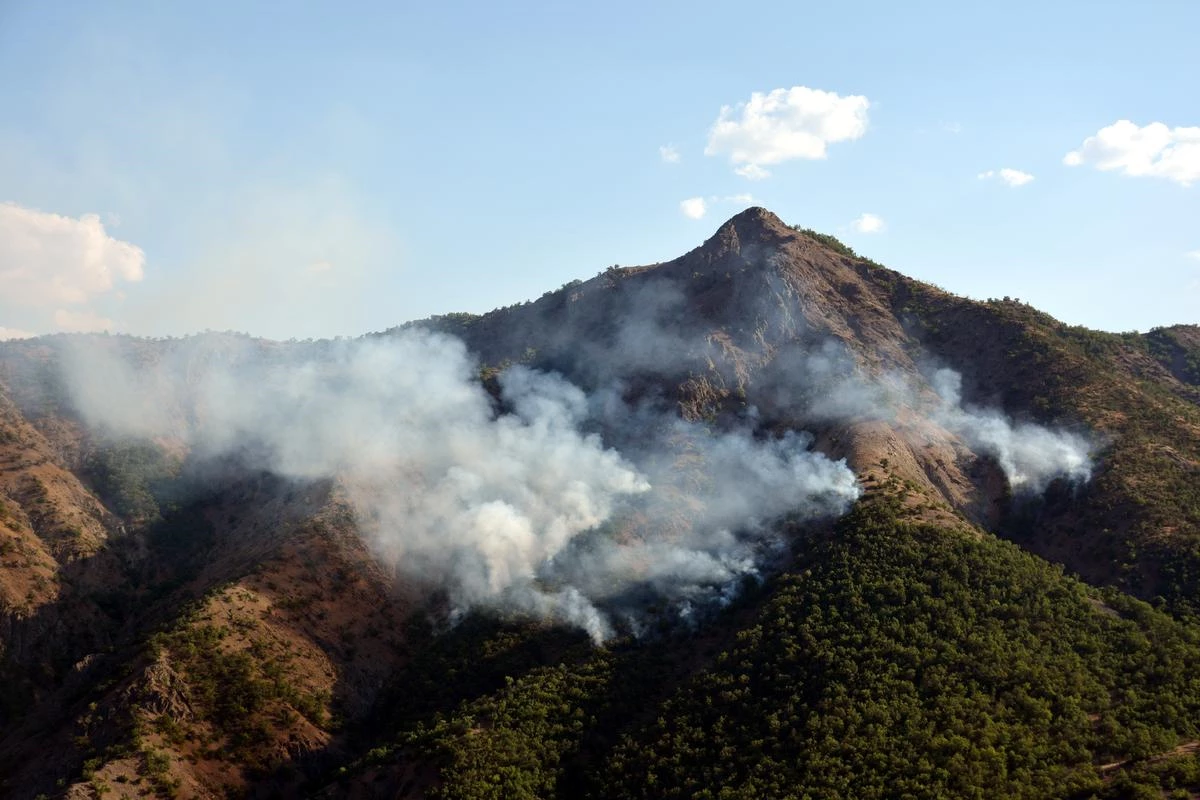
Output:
top-left (1, 1), bottom-right (1197, 340)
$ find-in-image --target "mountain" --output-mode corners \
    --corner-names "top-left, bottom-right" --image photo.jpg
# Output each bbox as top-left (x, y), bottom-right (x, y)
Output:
top-left (0, 208), bottom-right (1198, 799)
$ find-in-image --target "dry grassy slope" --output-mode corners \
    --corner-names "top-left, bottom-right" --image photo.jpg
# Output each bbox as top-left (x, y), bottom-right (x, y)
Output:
top-left (0, 342), bottom-right (420, 800)
top-left (0, 471), bottom-right (419, 800)
top-left (0, 379), bottom-right (137, 734)
top-left (0, 385), bottom-right (113, 593)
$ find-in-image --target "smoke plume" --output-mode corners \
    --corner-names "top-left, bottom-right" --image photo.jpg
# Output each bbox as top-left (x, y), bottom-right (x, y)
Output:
top-left (753, 338), bottom-right (1094, 493)
top-left (61, 331), bottom-right (860, 641)
top-left (929, 368), bottom-right (1093, 493)
top-left (54, 270), bottom-right (1095, 641)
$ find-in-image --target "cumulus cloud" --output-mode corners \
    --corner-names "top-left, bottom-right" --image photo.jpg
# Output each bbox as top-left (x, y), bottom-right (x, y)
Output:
top-left (1186, 250), bottom-right (1200, 262)
top-left (680, 195), bottom-right (753, 221)
top-left (705, 86), bottom-right (870, 179)
top-left (851, 213), bottom-right (885, 233)
top-left (735, 164), bottom-right (770, 180)
top-left (659, 145), bottom-right (681, 164)
top-left (1064, 120), bottom-right (1200, 186)
top-left (680, 197), bottom-right (708, 219)
top-left (978, 168), bottom-right (1035, 187)
top-left (0, 202), bottom-right (145, 308)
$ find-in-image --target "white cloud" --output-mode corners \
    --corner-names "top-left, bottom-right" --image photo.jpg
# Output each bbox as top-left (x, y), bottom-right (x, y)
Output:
top-left (978, 168), bottom-right (1035, 187)
top-left (851, 213), bottom-right (885, 234)
top-left (1187, 250), bottom-right (1200, 261)
top-left (1064, 120), bottom-right (1200, 186)
top-left (706, 86), bottom-right (870, 179)
top-left (0, 327), bottom-right (35, 340)
top-left (679, 194), bottom-right (752, 219)
top-left (53, 308), bottom-right (114, 333)
top-left (680, 197), bottom-right (708, 219)
top-left (734, 164), bottom-right (771, 181)
top-left (1000, 168), bottom-right (1035, 186)
top-left (0, 202), bottom-right (145, 307)
top-left (659, 145), bottom-right (681, 164)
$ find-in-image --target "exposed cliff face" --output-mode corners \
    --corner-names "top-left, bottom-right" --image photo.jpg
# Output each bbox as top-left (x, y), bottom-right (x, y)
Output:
top-left (432, 208), bottom-right (915, 383)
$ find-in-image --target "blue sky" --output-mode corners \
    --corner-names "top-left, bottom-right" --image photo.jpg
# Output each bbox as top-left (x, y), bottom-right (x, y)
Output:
top-left (1, 0), bottom-right (1197, 339)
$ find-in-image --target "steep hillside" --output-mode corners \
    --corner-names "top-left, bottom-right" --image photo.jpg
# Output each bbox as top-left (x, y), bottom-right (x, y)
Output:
top-left (365, 497), bottom-right (1200, 800)
top-left (0, 378), bottom-right (128, 728)
top-left (878, 280), bottom-right (1200, 616)
top-left (1145, 325), bottom-right (1200, 388)
top-left (409, 208), bottom-right (1200, 616)
top-left (0, 357), bottom-right (420, 797)
top-left (0, 208), bottom-right (1197, 799)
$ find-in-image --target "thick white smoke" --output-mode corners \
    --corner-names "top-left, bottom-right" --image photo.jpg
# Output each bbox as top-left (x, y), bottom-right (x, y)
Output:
top-left (61, 331), bottom-right (860, 641)
top-left (538, 421), bottom-right (860, 636)
top-left (56, 312), bottom-right (1093, 642)
top-left (758, 338), bottom-right (1094, 493)
top-left (929, 368), bottom-right (1093, 493)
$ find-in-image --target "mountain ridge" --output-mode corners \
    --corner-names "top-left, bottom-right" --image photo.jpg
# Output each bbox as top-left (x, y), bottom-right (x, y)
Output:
top-left (0, 209), bottom-right (1197, 798)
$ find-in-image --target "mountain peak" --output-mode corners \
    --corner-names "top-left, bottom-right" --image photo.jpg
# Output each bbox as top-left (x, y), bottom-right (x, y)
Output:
top-left (696, 207), bottom-right (794, 263)
top-left (713, 205), bottom-right (791, 240)
top-left (722, 205), bottom-right (787, 229)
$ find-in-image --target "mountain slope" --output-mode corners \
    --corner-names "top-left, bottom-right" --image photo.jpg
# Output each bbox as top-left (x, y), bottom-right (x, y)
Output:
top-left (0, 208), bottom-right (1197, 799)
top-left (411, 208), bottom-right (1200, 615)
top-left (389, 497), bottom-right (1200, 800)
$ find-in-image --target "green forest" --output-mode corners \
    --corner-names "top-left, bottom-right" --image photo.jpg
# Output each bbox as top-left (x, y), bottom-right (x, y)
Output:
top-left (321, 495), bottom-right (1200, 799)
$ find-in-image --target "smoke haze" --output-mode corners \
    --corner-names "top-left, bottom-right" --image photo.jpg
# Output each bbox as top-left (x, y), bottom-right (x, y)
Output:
top-left (751, 337), bottom-right (1094, 494)
top-left (56, 285), bottom-right (1094, 639)
top-left (61, 331), bottom-right (861, 641)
